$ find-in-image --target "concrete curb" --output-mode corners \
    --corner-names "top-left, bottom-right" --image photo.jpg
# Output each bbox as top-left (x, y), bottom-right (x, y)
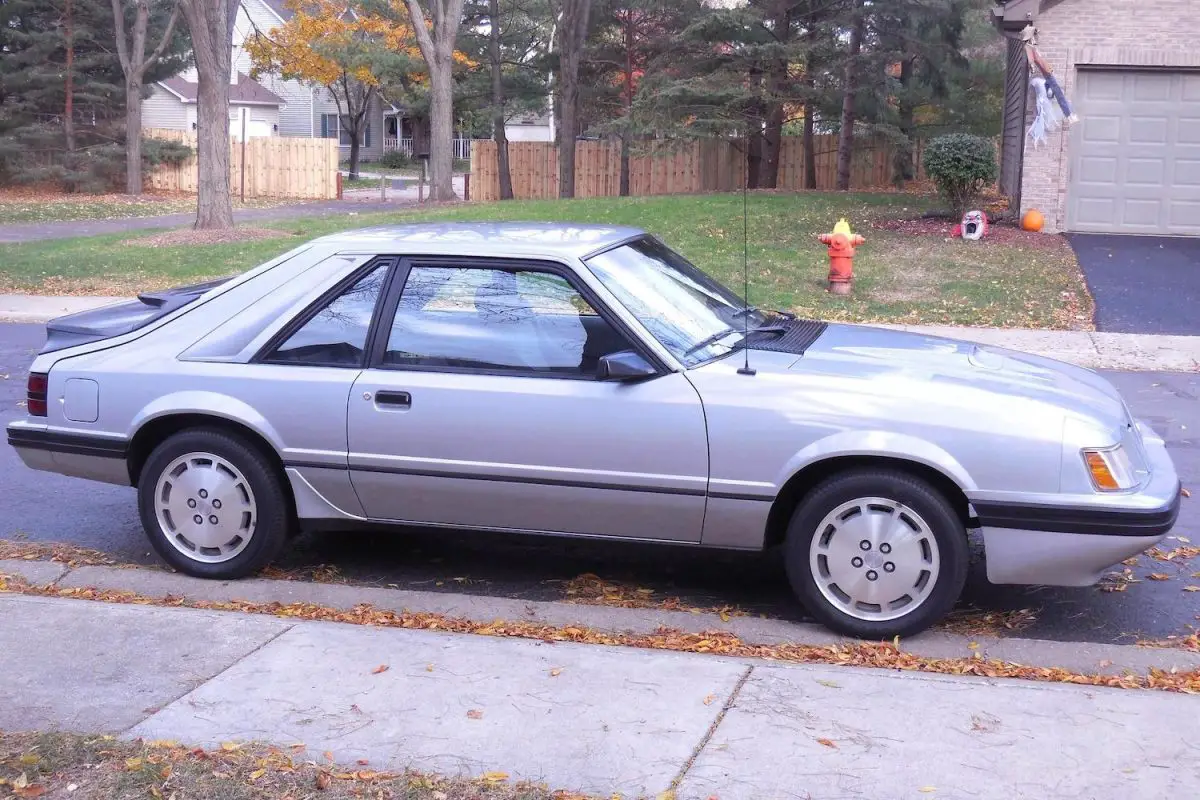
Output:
top-left (3, 558), bottom-right (1197, 678)
top-left (3, 294), bottom-right (1196, 371)
top-left (0, 294), bottom-right (124, 323)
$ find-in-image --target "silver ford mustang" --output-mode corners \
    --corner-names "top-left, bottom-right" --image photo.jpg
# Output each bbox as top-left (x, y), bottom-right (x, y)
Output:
top-left (6, 223), bottom-right (1181, 638)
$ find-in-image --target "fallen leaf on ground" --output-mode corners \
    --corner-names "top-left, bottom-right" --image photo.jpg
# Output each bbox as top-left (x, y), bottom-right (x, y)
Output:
top-left (1149, 574), bottom-right (1172, 581)
top-left (249, 768), bottom-right (266, 780)
top-left (703, 694), bottom-right (717, 705)
top-left (816, 738), bottom-right (837, 748)
top-left (220, 742), bottom-right (239, 752)
top-left (550, 668), bottom-right (563, 677)
top-left (426, 663), bottom-right (434, 672)
top-left (467, 709), bottom-right (483, 719)
top-left (1182, 488), bottom-right (1191, 498)
top-left (481, 771), bottom-right (509, 783)
top-left (816, 679), bottom-right (841, 688)
top-left (919, 788), bottom-right (937, 794)
top-left (371, 664), bottom-right (389, 674)
top-left (315, 771), bottom-right (330, 790)
top-left (1185, 586), bottom-right (1200, 592)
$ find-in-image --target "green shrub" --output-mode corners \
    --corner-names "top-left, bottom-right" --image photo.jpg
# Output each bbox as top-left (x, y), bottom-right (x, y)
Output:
top-left (141, 137), bottom-right (194, 169)
top-left (379, 150), bottom-right (411, 169)
top-left (922, 133), bottom-right (998, 217)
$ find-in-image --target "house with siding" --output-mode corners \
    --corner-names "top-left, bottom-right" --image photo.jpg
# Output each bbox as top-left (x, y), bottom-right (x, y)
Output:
top-left (992, 0), bottom-right (1200, 236)
top-left (143, 0), bottom-right (392, 161)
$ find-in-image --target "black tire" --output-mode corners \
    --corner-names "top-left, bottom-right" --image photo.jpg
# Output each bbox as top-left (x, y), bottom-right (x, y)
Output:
top-left (783, 469), bottom-right (968, 639)
top-left (137, 428), bottom-right (292, 579)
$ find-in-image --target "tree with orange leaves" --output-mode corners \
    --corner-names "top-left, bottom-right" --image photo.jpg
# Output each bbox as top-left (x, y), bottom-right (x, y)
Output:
top-left (245, 0), bottom-right (424, 177)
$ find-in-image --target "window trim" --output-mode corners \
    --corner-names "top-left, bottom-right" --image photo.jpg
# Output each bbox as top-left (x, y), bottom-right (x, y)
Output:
top-left (366, 255), bottom-right (669, 381)
top-left (252, 256), bottom-right (400, 368)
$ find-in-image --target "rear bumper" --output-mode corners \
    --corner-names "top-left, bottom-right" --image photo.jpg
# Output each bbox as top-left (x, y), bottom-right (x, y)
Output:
top-left (975, 420), bottom-right (1180, 586)
top-left (6, 422), bottom-right (131, 486)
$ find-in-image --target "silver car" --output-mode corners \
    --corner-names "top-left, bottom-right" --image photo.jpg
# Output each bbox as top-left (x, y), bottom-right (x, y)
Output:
top-left (6, 223), bottom-right (1181, 638)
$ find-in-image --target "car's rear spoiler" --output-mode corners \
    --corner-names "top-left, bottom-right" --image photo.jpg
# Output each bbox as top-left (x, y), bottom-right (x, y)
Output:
top-left (42, 277), bottom-right (233, 354)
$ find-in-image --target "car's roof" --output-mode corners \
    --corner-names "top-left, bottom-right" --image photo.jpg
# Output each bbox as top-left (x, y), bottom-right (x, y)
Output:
top-left (310, 222), bottom-right (647, 259)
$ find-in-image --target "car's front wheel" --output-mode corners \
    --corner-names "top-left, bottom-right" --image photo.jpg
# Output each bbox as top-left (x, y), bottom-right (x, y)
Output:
top-left (784, 469), bottom-right (969, 639)
top-left (137, 428), bottom-right (291, 579)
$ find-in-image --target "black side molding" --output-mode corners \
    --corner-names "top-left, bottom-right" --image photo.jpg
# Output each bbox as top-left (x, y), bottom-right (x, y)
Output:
top-left (7, 428), bottom-right (129, 460)
top-left (974, 488), bottom-right (1181, 537)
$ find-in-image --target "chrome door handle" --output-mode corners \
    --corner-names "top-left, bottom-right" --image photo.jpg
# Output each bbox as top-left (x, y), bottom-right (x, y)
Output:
top-left (375, 390), bottom-right (411, 409)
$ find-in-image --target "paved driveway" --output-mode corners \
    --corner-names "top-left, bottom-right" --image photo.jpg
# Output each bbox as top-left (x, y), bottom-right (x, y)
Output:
top-left (1068, 234), bottom-right (1200, 334)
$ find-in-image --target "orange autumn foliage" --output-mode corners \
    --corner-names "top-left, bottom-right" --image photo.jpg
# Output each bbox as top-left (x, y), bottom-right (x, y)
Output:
top-left (244, 0), bottom-right (470, 93)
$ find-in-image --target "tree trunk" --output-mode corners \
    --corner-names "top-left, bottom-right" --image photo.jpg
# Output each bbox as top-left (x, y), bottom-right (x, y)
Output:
top-left (557, 0), bottom-right (592, 199)
top-left (64, 0), bottom-right (76, 154)
top-left (802, 103), bottom-right (816, 189)
top-left (347, 129), bottom-right (361, 180)
top-left (428, 54), bottom-right (456, 200)
top-left (181, 0), bottom-right (235, 229)
top-left (760, 1), bottom-right (790, 190)
top-left (745, 65), bottom-right (763, 189)
top-left (488, 0), bottom-right (512, 199)
top-left (835, 0), bottom-right (864, 192)
top-left (802, 2), bottom-right (818, 190)
top-left (619, 9), bottom-right (632, 197)
top-left (893, 56), bottom-right (915, 187)
top-left (113, 0), bottom-right (180, 196)
top-left (404, 0), bottom-right (466, 203)
top-left (125, 82), bottom-right (143, 193)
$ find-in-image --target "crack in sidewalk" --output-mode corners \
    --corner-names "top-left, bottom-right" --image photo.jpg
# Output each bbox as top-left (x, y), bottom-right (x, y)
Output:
top-left (119, 621), bottom-right (296, 736)
top-left (666, 664), bottom-right (754, 797)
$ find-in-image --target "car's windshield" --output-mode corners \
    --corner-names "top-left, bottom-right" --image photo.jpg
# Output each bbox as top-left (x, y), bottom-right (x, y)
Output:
top-left (584, 238), bottom-right (767, 367)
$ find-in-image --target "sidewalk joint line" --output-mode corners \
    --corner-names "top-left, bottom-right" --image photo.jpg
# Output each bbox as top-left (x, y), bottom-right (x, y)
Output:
top-left (667, 664), bottom-right (754, 796)
top-left (119, 621), bottom-right (296, 736)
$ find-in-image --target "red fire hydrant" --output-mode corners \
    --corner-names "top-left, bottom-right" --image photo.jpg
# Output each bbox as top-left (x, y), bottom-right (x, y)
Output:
top-left (818, 218), bottom-right (865, 296)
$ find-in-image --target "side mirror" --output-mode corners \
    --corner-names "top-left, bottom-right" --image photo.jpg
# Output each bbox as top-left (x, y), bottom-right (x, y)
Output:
top-left (597, 350), bottom-right (657, 381)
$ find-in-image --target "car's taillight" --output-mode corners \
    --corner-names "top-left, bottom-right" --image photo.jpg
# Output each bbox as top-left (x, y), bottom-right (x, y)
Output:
top-left (27, 373), bottom-right (48, 417)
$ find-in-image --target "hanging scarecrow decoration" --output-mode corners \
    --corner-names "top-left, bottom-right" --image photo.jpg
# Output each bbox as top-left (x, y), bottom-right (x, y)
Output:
top-left (1023, 25), bottom-right (1079, 148)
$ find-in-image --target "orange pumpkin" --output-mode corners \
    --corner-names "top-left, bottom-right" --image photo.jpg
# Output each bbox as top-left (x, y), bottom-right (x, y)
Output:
top-left (1022, 209), bottom-right (1045, 232)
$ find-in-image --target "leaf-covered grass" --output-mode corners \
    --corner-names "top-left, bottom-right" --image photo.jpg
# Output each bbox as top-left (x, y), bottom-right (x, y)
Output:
top-left (0, 193), bottom-right (286, 225)
top-left (0, 194), bottom-right (198, 224)
top-left (0, 191), bottom-right (1092, 329)
top-left (0, 731), bottom-right (591, 799)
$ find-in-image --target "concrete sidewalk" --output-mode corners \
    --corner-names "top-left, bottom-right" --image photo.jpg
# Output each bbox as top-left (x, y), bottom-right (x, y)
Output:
top-left (3, 293), bottom-right (1198, 371)
top-left (2, 592), bottom-right (1197, 799)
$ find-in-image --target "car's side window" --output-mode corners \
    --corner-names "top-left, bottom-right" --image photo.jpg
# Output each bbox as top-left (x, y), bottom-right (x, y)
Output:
top-left (381, 265), bottom-right (631, 376)
top-left (266, 262), bottom-right (389, 367)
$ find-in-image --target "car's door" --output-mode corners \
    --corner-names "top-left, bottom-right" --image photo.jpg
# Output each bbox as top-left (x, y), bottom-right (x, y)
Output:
top-left (345, 257), bottom-right (709, 542)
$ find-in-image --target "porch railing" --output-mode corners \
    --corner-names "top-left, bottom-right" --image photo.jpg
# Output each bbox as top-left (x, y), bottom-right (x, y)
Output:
top-left (381, 137), bottom-right (472, 161)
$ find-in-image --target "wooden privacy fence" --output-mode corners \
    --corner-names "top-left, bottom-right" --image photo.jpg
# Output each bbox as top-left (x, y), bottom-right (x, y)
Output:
top-left (470, 136), bottom-right (929, 202)
top-left (143, 128), bottom-right (340, 200)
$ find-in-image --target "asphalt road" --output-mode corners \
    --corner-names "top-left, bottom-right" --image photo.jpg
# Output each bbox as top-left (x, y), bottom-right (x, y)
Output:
top-left (2, 322), bottom-right (1197, 645)
top-left (1068, 234), bottom-right (1200, 335)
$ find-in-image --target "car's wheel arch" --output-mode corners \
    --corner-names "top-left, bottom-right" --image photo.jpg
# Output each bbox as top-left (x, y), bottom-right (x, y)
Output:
top-left (763, 433), bottom-right (976, 549)
top-left (126, 397), bottom-right (286, 490)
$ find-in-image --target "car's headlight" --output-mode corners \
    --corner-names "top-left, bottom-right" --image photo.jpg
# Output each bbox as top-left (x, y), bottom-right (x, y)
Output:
top-left (1082, 445), bottom-right (1138, 491)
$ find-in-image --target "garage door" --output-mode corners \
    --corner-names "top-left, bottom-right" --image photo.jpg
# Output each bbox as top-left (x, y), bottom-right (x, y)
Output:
top-left (1067, 70), bottom-right (1200, 235)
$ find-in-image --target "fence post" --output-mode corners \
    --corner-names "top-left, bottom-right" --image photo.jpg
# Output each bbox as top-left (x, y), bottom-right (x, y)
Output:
top-left (464, 172), bottom-right (470, 202)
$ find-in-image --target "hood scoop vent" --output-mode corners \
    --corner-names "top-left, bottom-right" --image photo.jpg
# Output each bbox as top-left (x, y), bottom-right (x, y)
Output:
top-left (739, 318), bottom-right (828, 356)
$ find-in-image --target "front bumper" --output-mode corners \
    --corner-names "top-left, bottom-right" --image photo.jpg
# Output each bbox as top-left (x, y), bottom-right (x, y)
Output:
top-left (975, 419), bottom-right (1181, 586)
top-left (7, 421), bottom-right (131, 486)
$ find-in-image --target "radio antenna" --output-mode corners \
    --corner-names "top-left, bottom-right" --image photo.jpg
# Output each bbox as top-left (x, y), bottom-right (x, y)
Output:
top-left (737, 133), bottom-right (755, 377)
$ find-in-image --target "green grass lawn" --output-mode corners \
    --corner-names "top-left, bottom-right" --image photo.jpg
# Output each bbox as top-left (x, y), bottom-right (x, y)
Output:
top-left (0, 192), bottom-right (1092, 329)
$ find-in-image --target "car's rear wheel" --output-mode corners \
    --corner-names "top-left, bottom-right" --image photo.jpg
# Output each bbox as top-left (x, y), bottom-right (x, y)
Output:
top-left (137, 428), bottom-right (290, 579)
top-left (784, 469), bottom-right (968, 639)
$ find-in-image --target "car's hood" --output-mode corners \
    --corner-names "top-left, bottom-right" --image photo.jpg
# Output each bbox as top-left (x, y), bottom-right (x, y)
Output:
top-left (757, 322), bottom-right (1129, 430)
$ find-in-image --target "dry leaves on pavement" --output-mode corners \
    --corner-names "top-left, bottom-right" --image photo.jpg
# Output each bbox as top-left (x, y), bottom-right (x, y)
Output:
top-left (561, 573), bottom-right (743, 620)
top-left (3, 571), bottom-right (1199, 695)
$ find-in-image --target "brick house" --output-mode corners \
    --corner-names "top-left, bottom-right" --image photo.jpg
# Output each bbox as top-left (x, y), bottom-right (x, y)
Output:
top-left (993, 0), bottom-right (1200, 235)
